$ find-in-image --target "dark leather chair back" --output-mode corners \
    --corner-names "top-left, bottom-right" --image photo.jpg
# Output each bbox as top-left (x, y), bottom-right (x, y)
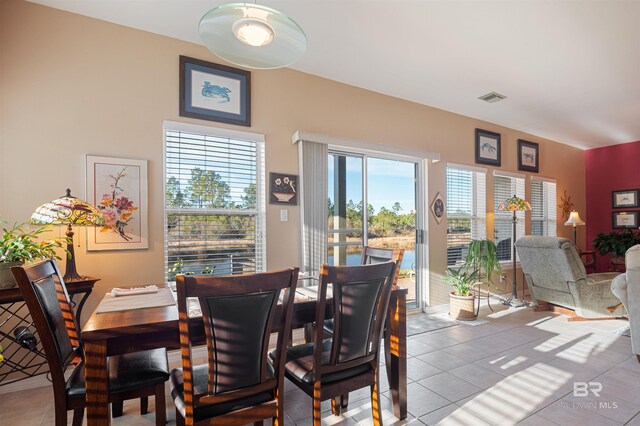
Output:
top-left (175, 268), bottom-right (298, 418)
top-left (11, 260), bottom-right (82, 403)
top-left (360, 246), bottom-right (404, 285)
top-left (315, 261), bottom-right (396, 372)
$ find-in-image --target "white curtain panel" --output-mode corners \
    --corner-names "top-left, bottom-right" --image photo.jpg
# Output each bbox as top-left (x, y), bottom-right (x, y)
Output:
top-left (298, 140), bottom-right (328, 273)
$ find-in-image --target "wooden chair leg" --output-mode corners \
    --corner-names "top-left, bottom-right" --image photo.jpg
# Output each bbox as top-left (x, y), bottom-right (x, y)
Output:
top-left (341, 394), bottom-right (349, 410)
top-left (71, 407), bottom-right (84, 426)
top-left (154, 383), bottom-right (166, 426)
top-left (371, 369), bottom-right (382, 426)
top-left (140, 396), bottom-right (149, 414)
top-left (176, 408), bottom-right (185, 426)
top-left (313, 383), bottom-right (322, 426)
top-left (331, 397), bottom-right (341, 416)
top-left (254, 422), bottom-right (264, 426)
top-left (112, 401), bottom-right (124, 418)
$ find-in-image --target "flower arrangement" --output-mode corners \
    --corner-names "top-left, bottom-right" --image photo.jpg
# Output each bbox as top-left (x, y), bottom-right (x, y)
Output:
top-left (498, 196), bottom-right (531, 212)
top-left (273, 176), bottom-right (295, 193)
top-left (97, 168), bottom-right (138, 241)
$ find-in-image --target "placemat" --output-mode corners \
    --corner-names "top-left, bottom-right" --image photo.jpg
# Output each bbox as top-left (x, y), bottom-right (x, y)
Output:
top-left (96, 287), bottom-right (176, 314)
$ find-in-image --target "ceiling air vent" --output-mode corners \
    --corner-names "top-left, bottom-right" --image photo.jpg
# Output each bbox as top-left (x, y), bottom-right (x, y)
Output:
top-left (478, 92), bottom-right (507, 103)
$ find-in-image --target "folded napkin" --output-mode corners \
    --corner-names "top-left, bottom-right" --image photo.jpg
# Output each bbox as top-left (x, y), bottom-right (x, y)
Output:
top-left (111, 285), bottom-right (159, 297)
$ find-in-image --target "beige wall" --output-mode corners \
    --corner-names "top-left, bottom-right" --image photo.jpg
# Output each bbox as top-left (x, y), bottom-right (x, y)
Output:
top-left (0, 0), bottom-right (586, 319)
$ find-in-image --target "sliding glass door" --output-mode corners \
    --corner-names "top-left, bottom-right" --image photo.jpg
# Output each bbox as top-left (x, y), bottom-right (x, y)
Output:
top-left (328, 151), bottom-right (424, 308)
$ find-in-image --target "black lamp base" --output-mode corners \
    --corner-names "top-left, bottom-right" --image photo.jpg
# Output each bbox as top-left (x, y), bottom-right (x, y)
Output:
top-left (63, 224), bottom-right (85, 283)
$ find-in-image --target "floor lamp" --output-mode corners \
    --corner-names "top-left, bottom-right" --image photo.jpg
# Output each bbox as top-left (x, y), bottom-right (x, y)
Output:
top-left (564, 211), bottom-right (585, 245)
top-left (498, 195), bottom-right (531, 307)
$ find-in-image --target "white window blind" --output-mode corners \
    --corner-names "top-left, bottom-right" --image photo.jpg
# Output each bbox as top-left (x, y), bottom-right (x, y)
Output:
top-left (164, 124), bottom-right (265, 282)
top-left (494, 172), bottom-right (525, 262)
top-left (531, 178), bottom-right (557, 237)
top-left (446, 165), bottom-right (486, 266)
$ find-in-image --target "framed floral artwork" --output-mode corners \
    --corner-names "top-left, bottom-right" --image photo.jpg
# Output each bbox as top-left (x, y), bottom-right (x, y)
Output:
top-left (475, 129), bottom-right (501, 166)
top-left (179, 56), bottom-right (251, 127)
top-left (269, 173), bottom-right (297, 205)
top-left (86, 155), bottom-right (148, 250)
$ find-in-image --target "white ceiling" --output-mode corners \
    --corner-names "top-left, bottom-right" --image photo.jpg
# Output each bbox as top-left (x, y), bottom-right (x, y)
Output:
top-left (28, 0), bottom-right (640, 149)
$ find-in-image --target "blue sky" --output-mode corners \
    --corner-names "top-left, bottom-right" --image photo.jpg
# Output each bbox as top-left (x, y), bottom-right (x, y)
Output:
top-left (328, 155), bottom-right (416, 213)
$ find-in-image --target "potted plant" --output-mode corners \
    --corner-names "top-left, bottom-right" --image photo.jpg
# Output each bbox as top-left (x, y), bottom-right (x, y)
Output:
top-left (592, 230), bottom-right (639, 270)
top-left (444, 266), bottom-right (478, 321)
top-left (465, 239), bottom-right (502, 284)
top-left (0, 223), bottom-right (67, 289)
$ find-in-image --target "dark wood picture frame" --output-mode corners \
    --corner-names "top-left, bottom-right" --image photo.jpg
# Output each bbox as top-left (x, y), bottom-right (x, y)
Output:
top-left (475, 129), bottom-right (501, 166)
top-left (517, 140), bottom-right (539, 173)
top-left (612, 189), bottom-right (639, 209)
top-left (179, 56), bottom-right (251, 127)
top-left (612, 211), bottom-right (638, 229)
top-left (269, 173), bottom-right (298, 205)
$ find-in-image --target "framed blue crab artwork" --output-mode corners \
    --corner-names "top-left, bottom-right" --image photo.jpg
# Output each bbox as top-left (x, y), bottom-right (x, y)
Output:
top-left (517, 139), bottom-right (539, 173)
top-left (179, 56), bottom-right (251, 127)
top-left (475, 128), bottom-right (501, 166)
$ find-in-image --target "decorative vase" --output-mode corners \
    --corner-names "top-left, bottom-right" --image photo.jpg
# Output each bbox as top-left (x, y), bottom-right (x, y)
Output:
top-left (449, 292), bottom-right (477, 321)
top-left (610, 256), bottom-right (626, 272)
top-left (0, 261), bottom-right (24, 289)
top-left (272, 192), bottom-right (295, 202)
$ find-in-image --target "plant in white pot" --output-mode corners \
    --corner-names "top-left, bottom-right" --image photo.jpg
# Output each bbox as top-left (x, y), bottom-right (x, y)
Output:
top-left (0, 223), bottom-right (67, 289)
top-left (444, 267), bottom-right (478, 321)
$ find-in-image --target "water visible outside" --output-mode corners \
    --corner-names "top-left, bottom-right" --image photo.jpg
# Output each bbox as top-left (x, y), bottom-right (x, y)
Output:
top-left (328, 249), bottom-right (415, 270)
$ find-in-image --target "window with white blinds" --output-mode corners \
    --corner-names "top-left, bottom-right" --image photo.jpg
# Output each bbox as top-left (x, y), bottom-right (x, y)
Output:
top-left (494, 172), bottom-right (525, 262)
top-left (531, 178), bottom-right (557, 237)
top-left (446, 165), bottom-right (486, 266)
top-left (164, 123), bottom-right (265, 282)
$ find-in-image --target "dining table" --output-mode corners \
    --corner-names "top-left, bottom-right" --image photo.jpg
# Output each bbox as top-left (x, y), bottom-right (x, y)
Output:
top-left (81, 283), bottom-right (408, 425)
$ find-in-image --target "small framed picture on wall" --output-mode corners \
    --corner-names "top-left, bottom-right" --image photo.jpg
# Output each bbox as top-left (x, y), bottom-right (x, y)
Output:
top-left (475, 129), bottom-right (501, 166)
top-left (517, 140), bottom-right (539, 173)
top-left (612, 211), bottom-right (638, 229)
top-left (612, 189), bottom-right (639, 208)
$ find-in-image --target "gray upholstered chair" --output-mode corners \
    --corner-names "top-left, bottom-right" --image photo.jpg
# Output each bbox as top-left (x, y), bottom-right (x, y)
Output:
top-left (515, 236), bottom-right (622, 318)
top-left (611, 245), bottom-right (640, 359)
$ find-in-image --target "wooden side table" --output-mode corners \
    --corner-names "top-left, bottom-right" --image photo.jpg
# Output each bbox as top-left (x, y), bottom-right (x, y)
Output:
top-left (0, 276), bottom-right (98, 385)
top-left (579, 251), bottom-right (597, 274)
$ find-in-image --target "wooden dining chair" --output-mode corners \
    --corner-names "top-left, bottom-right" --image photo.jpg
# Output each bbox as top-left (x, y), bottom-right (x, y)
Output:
top-left (171, 268), bottom-right (299, 426)
top-left (361, 246), bottom-right (405, 285)
top-left (11, 259), bottom-right (170, 426)
top-left (324, 246), bottom-right (404, 410)
top-left (281, 261), bottom-right (397, 425)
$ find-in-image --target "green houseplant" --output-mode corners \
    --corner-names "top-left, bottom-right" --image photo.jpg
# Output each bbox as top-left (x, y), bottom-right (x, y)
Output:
top-left (444, 266), bottom-right (478, 320)
top-left (593, 230), bottom-right (639, 270)
top-left (465, 239), bottom-right (502, 284)
top-left (0, 223), bottom-right (67, 289)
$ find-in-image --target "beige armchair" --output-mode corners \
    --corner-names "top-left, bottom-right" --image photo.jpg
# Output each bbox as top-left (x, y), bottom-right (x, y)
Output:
top-left (611, 245), bottom-right (640, 359)
top-left (515, 236), bottom-right (622, 319)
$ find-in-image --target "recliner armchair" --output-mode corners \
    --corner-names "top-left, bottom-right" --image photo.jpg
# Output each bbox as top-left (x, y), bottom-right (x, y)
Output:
top-left (611, 245), bottom-right (640, 359)
top-left (515, 236), bottom-right (623, 318)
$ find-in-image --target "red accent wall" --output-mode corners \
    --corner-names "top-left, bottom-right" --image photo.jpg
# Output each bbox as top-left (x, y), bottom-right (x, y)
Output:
top-left (585, 141), bottom-right (640, 271)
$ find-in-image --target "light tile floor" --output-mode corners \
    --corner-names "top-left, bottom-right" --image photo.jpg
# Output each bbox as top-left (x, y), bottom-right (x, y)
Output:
top-left (2, 305), bottom-right (639, 425)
